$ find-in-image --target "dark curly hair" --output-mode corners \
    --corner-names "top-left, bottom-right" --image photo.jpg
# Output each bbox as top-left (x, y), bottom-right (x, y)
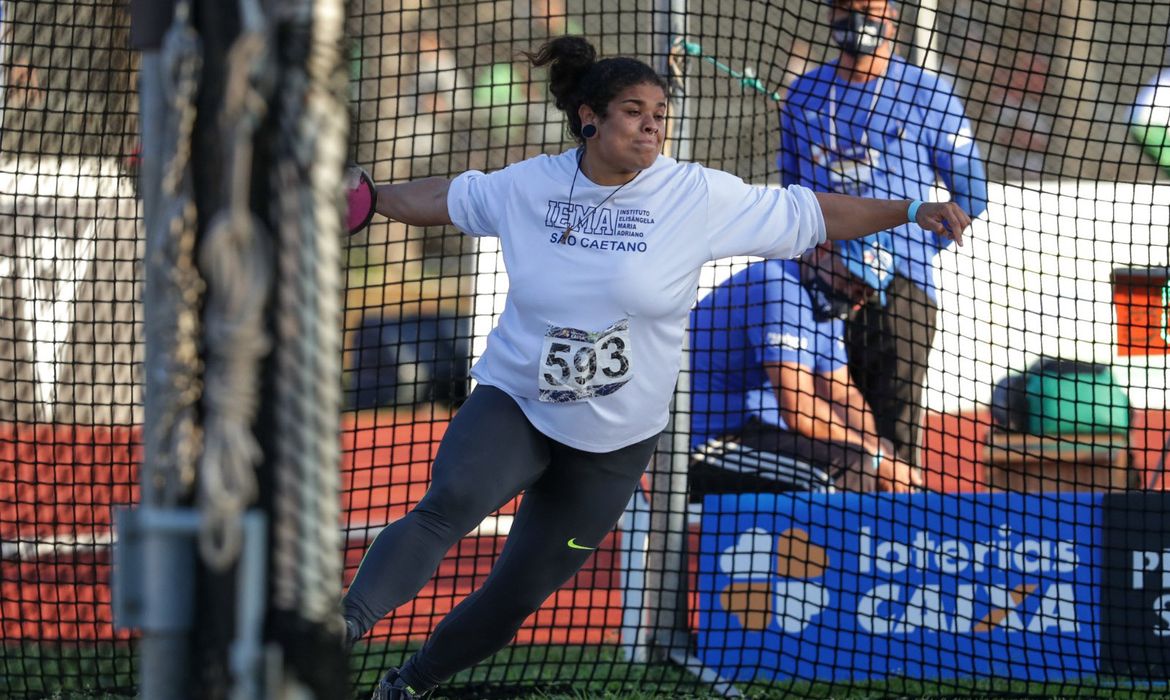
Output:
top-left (524, 36), bottom-right (669, 143)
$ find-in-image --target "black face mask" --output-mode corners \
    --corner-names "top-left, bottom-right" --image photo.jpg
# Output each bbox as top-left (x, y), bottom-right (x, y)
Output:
top-left (831, 12), bottom-right (887, 56)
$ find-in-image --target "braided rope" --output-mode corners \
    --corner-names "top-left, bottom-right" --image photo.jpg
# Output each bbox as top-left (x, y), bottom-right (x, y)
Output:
top-left (143, 0), bottom-right (205, 508)
top-left (195, 0), bottom-right (275, 571)
top-left (268, 0), bottom-right (347, 625)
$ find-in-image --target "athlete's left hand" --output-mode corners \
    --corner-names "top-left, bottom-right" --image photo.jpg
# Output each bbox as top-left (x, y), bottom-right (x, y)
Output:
top-left (915, 201), bottom-right (971, 247)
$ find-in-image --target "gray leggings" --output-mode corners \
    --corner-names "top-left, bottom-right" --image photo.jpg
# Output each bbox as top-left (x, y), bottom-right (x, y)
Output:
top-left (343, 384), bottom-right (658, 692)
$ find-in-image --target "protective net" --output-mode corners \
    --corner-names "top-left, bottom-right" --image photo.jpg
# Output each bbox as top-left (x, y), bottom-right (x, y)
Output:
top-left (341, 1), bottom-right (1169, 698)
top-left (0, 0), bottom-right (140, 697)
top-left (2, 0), bottom-right (1170, 699)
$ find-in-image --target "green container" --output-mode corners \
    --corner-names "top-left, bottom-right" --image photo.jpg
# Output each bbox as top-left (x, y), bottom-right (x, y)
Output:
top-left (1024, 368), bottom-right (1130, 435)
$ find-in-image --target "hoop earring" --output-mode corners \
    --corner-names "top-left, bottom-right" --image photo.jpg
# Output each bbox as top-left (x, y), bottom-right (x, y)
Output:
top-left (581, 123), bottom-right (598, 139)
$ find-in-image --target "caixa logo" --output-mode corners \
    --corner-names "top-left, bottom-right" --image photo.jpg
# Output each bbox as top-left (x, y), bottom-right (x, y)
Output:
top-left (717, 527), bottom-right (829, 633)
top-left (856, 581), bottom-right (1081, 635)
top-left (856, 525), bottom-right (1084, 635)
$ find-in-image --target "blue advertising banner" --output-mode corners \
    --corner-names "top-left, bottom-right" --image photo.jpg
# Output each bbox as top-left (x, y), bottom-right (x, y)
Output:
top-left (697, 492), bottom-right (1101, 682)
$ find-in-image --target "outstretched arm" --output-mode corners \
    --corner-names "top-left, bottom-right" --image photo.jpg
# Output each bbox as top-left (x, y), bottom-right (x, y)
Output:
top-left (375, 177), bottom-right (453, 227)
top-left (814, 192), bottom-right (971, 247)
top-left (768, 361), bottom-right (921, 493)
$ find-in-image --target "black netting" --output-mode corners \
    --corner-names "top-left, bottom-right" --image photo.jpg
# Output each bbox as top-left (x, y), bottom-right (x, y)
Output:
top-left (0, 0), bottom-right (140, 697)
top-left (341, 1), bottom-right (1168, 698)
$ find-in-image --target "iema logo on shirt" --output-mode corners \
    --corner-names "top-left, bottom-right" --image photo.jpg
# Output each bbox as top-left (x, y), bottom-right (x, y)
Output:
top-left (544, 201), bottom-right (652, 253)
top-left (696, 492), bottom-right (1100, 682)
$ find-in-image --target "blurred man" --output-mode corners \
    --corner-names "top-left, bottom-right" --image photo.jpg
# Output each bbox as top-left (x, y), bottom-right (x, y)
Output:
top-left (1132, 59), bottom-right (1170, 172)
top-left (778, 0), bottom-right (988, 468)
top-left (689, 244), bottom-right (920, 494)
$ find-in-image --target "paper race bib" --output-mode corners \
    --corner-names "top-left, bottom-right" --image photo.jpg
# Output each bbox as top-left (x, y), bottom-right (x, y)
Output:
top-left (538, 319), bottom-right (633, 403)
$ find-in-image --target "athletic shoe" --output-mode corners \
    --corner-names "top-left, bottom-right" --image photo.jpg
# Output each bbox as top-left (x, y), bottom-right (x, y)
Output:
top-left (370, 668), bottom-right (427, 700)
top-left (344, 617), bottom-right (360, 650)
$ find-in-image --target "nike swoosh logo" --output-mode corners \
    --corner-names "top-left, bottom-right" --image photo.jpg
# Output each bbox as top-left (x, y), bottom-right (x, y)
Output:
top-left (567, 538), bottom-right (596, 551)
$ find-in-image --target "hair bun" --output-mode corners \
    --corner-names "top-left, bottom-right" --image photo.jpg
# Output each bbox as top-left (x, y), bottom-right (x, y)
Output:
top-left (526, 36), bottom-right (597, 112)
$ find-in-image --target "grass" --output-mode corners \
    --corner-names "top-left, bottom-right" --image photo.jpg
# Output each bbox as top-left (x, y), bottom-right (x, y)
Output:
top-left (351, 643), bottom-right (1170, 699)
top-left (3, 641), bottom-right (1168, 699)
top-left (0, 642), bottom-right (134, 700)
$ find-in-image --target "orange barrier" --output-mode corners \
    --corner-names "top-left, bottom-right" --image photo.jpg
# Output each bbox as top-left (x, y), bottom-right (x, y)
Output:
top-left (2, 407), bottom-right (1165, 642)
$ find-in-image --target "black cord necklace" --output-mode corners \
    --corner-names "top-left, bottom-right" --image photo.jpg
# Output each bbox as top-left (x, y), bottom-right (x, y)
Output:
top-left (558, 149), bottom-right (638, 244)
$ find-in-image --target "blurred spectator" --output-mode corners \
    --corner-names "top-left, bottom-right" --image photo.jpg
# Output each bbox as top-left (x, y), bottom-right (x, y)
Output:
top-left (3, 0), bottom-right (46, 114)
top-left (525, 0), bottom-right (584, 37)
top-left (394, 31), bottom-right (471, 169)
top-left (416, 30), bottom-right (469, 115)
top-left (473, 61), bottom-right (533, 129)
top-left (989, 50), bottom-right (1053, 178)
top-left (1131, 64), bottom-right (1170, 172)
top-left (5, 60), bottom-right (44, 109)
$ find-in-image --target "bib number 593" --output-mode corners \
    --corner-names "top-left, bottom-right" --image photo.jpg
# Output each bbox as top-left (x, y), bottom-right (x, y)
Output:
top-left (538, 320), bottom-right (632, 403)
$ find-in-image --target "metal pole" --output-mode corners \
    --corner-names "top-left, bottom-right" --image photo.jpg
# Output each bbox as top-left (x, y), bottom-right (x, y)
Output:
top-left (617, 2), bottom-right (692, 664)
top-left (641, 5), bottom-right (742, 695)
top-left (136, 28), bottom-right (197, 697)
top-left (656, 0), bottom-right (692, 162)
top-left (644, 0), bottom-right (690, 656)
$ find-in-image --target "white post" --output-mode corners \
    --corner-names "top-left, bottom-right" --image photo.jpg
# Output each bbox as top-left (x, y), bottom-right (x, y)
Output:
top-left (911, 0), bottom-right (941, 74)
top-left (617, 0), bottom-right (687, 662)
top-left (616, 486), bottom-right (651, 660)
top-left (643, 0), bottom-right (700, 666)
